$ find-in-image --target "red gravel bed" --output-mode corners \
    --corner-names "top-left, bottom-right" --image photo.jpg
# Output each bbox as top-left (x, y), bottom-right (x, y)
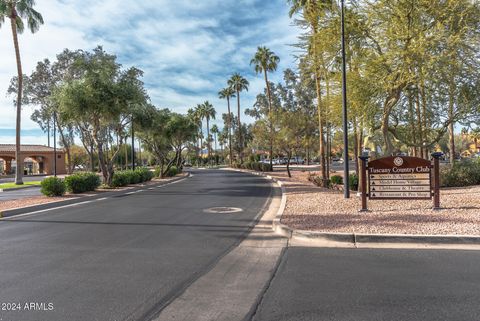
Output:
top-left (270, 169), bottom-right (480, 236)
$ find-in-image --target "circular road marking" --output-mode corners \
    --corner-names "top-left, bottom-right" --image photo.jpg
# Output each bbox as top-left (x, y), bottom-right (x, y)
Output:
top-left (203, 207), bottom-right (243, 214)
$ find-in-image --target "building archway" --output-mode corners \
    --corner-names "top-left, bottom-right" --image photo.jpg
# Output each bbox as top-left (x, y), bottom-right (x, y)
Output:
top-left (0, 144), bottom-right (66, 176)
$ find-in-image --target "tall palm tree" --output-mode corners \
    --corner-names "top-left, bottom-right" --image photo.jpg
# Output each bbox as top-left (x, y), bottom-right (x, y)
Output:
top-left (194, 104), bottom-right (205, 164)
top-left (218, 87), bottom-right (235, 166)
top-left (250, 46), bottom-right (280, 113)
top-left (250, 46), bottom-right (280, 168)
top-left (188, 107), bottom-right (202, 165)
top-left (201, 101), bottom-right (216, 165)
top-left (211, 124), bottom-right (219, 165)
top-left (1, 0), bottom-right (44, 185)
top-left (227, 73), bottom-right (249, 163)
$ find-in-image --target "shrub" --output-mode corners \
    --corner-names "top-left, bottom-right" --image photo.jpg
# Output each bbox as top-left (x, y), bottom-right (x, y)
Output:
top-left (330, 175), bottom-right (343, 185)
top-left (308, 174), bottom-right (330, 188)
top-left (261, 163), bottom-right (273, 172)
top-left (41, 177), bottom-right (66, 197)
top-left (134, 167), bottom-right (153, 182)
top-left (441, 160), bottom-right (480, 187)
top-left (165, 166), bottom-right (181, 177)
top-left (111, 171), bottom-right (130, 187)
top-left (154, 167), bottom-right (162, 178)
top-left (65, 172), bottom-right (101, 193)
top-left (349, 173), bottom-right (359, 191)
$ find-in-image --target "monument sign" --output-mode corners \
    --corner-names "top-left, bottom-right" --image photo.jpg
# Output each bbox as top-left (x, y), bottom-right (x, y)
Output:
top-left (358, 153), bottom-right (443, 211)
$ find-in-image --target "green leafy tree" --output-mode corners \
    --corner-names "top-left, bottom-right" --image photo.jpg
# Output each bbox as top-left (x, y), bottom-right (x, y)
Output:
top-left (56, 47), bottom-right (148, 185)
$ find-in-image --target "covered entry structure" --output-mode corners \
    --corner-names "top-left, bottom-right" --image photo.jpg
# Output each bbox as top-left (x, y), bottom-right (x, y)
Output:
top-left (0, 144), bottom-right (66, 175)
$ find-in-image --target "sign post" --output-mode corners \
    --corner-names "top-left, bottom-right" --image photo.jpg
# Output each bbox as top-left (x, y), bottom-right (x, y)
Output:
top-left (431, 152), bottom-right (443, 210)
top-left (359, 155), bottom-right (369, 212)
top-left (359, 154), bottom-right (443, 211)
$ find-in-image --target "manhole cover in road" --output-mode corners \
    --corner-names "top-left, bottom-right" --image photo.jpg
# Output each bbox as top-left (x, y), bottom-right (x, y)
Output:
top-left (203, 207), bottom-right (243, 214)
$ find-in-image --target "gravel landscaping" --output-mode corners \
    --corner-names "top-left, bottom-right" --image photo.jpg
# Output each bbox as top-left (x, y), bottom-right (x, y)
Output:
top-left (269, 169), bottom-right (480, 236)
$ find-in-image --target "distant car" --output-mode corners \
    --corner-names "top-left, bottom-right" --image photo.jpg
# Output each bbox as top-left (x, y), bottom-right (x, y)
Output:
top-left (289, 157), bottom-right (305, 165)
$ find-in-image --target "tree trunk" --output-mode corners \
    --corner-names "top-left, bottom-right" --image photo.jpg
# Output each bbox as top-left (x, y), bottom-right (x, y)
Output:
top-left (407, 88), bottom-right (417, 157)
top-left (381, 88), bottom-right (401, 156)
top-left (415, 89), bottom-right (424, 159)
top-left (264, 70), bottom-right (274, 170)
top-left (286, 151), bottom-right (292, 178)
top-left (448, 80), bottom-right (455, 164)
top-left (206, 117), bottom-right (210, 165)
top-left (10, 15), bottom-right (23, 185)
top-left (214, 134), bottom-right (217, 165)
top-left (227, 96), bottom-right (233, 166)
top-left (237, 90), bottom-right (243, 163)
top-left (314, 68), bottom-right (327, 186)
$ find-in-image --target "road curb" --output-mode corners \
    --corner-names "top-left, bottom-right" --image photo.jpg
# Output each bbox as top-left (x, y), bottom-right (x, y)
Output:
top-left (0, 173), bottom-right (190, 219)
top-left (226, 168), bottom-right (480, 248)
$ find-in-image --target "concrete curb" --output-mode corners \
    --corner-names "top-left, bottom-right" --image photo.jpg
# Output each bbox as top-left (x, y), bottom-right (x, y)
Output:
top-left (226, 168), bottom-right (480, 248)
top-left (0, 173), bottom-right (190, 219)
top-left (0, 184), bottom-right (39, 192)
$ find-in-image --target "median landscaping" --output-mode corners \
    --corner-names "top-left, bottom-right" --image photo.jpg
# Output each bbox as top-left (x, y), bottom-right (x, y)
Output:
top-left (234, 167), bottom-right (480, 236)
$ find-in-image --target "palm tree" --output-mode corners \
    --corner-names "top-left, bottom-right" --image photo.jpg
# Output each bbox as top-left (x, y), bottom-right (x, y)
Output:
top-left (227, 73), bottom-right (249, 163)
top-left (211, 124), bottom-right (219, 165)
top-left (188, 107), bottom-right (202, 165)
top-left (1, 0), bottom-right (44, 184)
top-left (218, 87), bottom-right (235, 166)
top-left (201, 101), bottom-right (216, 165)
top-left (250, 46), bottom-right (280, 113)
top-left (250, 46), bottom-right (280, 168)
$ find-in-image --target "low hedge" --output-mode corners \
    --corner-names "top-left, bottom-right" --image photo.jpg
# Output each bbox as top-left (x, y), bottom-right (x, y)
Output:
top-left (440, 159), bottom-right (480, 187)
top-left (65, 172), bottom-right (101, 193)
top-left (111, 168), bottom-right (154, 187)
top-left (41, 177), bottom-right (66, 197)
top-left (232, 162), bottom-right (272, 172)
top-left (164, 166), bottom-right (181, 177)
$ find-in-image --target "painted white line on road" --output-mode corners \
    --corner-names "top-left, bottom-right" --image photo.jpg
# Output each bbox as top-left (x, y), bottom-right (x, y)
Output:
top-left (97, 197), bottom-right (108, 201)
top-left (0, 200), bottom-right (95, 220)
top-left (1, 175), bottom-right (191, 221)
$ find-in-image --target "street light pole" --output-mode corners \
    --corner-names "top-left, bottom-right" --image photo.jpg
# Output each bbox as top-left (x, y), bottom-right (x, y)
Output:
top-left (341, 0), bottom-right (350, 198)
top-left (131, 116), bottom-right (135, 171)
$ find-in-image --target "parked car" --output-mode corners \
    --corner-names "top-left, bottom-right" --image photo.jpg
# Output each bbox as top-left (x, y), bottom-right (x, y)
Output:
top-left (289, 157), bottom-right (305, 165)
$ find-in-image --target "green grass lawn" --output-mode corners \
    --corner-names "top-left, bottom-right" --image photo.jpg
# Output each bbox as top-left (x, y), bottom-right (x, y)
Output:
top-left (0, 181), bottom-right (42, 190)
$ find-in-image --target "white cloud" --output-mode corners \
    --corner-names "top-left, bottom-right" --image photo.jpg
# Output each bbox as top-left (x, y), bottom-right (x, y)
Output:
top-left (0, 0), bottom-right (301, 143)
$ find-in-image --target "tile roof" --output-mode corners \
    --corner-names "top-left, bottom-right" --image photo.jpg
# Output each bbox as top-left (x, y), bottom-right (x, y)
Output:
top-left (0, 144), bottom-right (61, 153)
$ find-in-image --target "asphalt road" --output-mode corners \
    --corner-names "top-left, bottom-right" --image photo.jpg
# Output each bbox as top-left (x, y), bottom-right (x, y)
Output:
top-left (0, 187), bottom-right (42, 201)
top-left (252, 247), bottom-right (480, 321)
top-left (0, 169), bottom-right (272, 321)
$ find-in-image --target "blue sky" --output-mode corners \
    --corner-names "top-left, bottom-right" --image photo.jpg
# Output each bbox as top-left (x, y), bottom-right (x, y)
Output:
top-left (0, 0), bottom-right (301, 145)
